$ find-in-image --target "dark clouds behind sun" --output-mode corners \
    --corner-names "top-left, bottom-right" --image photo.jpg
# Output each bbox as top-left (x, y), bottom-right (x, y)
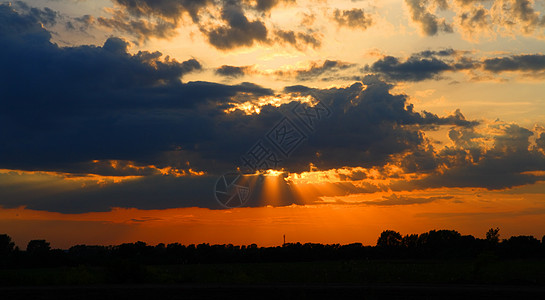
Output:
top-left (1, 0), bottom-right (545, 247)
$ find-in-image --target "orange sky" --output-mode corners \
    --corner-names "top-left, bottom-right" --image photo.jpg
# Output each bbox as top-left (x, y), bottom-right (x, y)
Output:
top-left (2, 0), bottom-right (545, 250)
top-left (3, 182), bottom-right (545, 249)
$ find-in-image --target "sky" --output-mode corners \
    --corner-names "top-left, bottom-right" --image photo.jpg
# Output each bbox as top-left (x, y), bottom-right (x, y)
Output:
top-left (1, 0), bottom-right (545, 249)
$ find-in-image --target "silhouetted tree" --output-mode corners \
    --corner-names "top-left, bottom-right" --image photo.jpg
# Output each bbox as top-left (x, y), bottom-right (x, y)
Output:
top-left (502, 235), bottom-right (541, 256)
top-left (377, 230), bottom-right (402, 247)
top-left (0, 234), bottom-right (15, 256)
top-left (503, 235), bottom-right (540, 246)
top-left (418, 230), bottom-right (461, 247)
top-left (26, 239), bottom-right (50, 256)
top-left (486, 227), bottom-right (500, 244)
top-left (401, 234), bottom-right (418, 248)
top-left (68, 245), bottom-right (110, 265)
top-left (1, 229), bottom-right (544, 269)
top-left (415, 230), bottom-right (463, 258)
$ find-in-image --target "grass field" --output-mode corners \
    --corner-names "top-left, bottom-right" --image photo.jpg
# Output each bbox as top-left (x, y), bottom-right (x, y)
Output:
top-left (1, 259), bottom-right (544, 286)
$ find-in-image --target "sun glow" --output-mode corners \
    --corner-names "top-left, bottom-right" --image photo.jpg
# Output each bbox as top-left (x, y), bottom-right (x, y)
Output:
top-left (225, 94), bottom-right (316, 114)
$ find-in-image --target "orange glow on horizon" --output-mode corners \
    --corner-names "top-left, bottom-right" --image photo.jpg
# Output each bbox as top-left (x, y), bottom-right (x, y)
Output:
top-left (2, 182), bottom-right (544, 249)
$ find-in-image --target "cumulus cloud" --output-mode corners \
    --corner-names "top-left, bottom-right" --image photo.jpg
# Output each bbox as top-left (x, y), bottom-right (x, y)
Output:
top-left (216, 60), bottom-right (355, 81)
top-left (537, 132), bottom-right (545, 151)
top-left (392, 123), bottom-right (545, 190)
top-left (366, 50), bottom-right (545, 81)
top-left (203, 2), bottom-right (269, 50)
top-left (366, 49), bottom-right (475, 81)
top-left (215, 65), bottom-right (253, 78)
top-left (457, 4), bottom-right (491, 38)
top-left (250, 0), bottom-right (296, 12)
top-left (483, 54), bottom-right (545, 73)
top-left (0, 6), bottom-right (478, 176)
top-left (455, 0), bottom-right (545, 40)
top-left (332, 8), bottom-right (373, 29)
top-left (273, 29), bottom-right (322, 50)
top-left (503, 0), bottom-right (545, 34)
top-left (66, 14), bottom-right (94, 32)
top-left (279, 75), bottom-right (477, 171)
top-left (403, 0), bottom-right (545, 40)
top-left (97, 0), bottom-right (314, 50)
top-left (113, 0), bottom-right (211, 22)
top-left (97, 11), bottom-right (179, 41)
top-left (11, 1), bottom-right (58, 26)
top-left (2, 4), bottom-right (544, 213)
top-left (405, 0), bottom-right (453, 36)
top-left (0, 169), bottom-right (380, 213)
top-left (368, 55), bottom-right (453, 81)
top-left (275, 60), bottom-right (356, 81)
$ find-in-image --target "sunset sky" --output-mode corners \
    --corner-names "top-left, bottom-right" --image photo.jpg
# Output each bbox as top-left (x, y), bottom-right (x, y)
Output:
top-left (1, 0), bottom-right (545, 249)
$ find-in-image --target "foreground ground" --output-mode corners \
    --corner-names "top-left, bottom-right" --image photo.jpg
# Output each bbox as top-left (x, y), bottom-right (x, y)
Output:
top-left (2, 284), bottom-right (545, 300)
top-left (1, 259), bottom-right (544, 299)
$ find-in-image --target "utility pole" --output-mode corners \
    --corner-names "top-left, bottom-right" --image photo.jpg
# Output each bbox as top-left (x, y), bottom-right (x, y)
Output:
top-left (283, 234), bottom-right (286, 246)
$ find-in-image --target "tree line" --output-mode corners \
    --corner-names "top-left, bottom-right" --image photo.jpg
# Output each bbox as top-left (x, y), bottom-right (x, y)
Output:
top-left (1, 228), bottom-right (544, 268)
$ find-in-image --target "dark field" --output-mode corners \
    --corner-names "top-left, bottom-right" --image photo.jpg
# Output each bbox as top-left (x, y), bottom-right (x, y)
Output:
top-left (1, 259), bottom-right (545, 299)
top-left (2, 284), bottom-right (545, 300)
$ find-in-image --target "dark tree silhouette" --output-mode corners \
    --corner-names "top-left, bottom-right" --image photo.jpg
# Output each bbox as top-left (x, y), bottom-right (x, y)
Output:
top-left (377, 230), bottom-right (402, 247)
top-left (501, 235), bottom-right (541, 258)
top-left (26, 239), bottom-right (51, 256)
top-left (486, 227), bottom-right (500, 244)
top-left (503, 235), bottom-right (540, 246)
top-left (418, 230), bottom-right (461, 247)
top-left (0, 234), bottom-right (15, 256)
top-left (0, 229), bottom-right (544, 270)
top-left (401, 234), bottom-right (418, 248)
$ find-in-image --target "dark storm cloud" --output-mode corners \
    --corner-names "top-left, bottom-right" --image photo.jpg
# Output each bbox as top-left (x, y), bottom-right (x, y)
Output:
top-left (0, 170), bottom-right (378, 213)
top-left (204, 3), bottom-right (269, 50)
top-left (367, 54), bottom-right (455, 81)
top-left (0, 172), bottom-right (220, 213)
top-left (0, 5), bottom-right (477, 176)
top-left (369, 56), bottom-right (451, 81)
top-left (367, 50), bottom-right (545, 81)
top-left (12, 1), bottom-right (58, 26)
top-left (204, 2), bottom-right (322, 50)
top-left (392, 124), bottom-right (545, 190)
top-left (215, 65), bottom-right (253, 78)
top-left (0, 4), bottom-right (276, 174)
top-left (5, 5), bottom-right (542, 213)
top-left (332, 8), bottom-right (373, 29)
top-left (278, 75), bottom-right (477, 171)
top-left (405, 0), bottom-right (453, 36)
top-left (483, 54), bottom-right (545, 73)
